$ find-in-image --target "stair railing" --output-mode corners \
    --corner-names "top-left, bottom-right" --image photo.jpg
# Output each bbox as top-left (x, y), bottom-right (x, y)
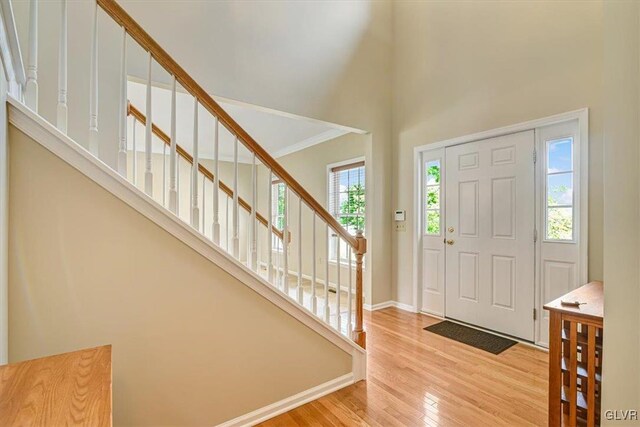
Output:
top-left (20, 0), bottom-right (367, 348)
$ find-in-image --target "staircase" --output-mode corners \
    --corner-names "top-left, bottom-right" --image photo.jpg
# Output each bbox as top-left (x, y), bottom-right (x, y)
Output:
top-left (0, 0), bottom-right (367, 423)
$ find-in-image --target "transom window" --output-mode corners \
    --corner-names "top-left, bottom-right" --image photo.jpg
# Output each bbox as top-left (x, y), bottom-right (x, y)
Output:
top-left (328, 160), bottom-right (365, 263)
top-left (271, 180), bottom-right (285, 251)
top-left (545, 137), bottom-right (574, 241)
top-left (425, 159), bottom-right (441, 235)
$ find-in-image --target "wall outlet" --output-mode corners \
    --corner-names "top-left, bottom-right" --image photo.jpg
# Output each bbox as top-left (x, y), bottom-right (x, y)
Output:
top-left (395, 223), bottom-right (406, 232)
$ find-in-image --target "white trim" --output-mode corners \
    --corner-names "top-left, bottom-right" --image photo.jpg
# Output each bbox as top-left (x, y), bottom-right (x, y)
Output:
top-left (0, 73), bottom-right (8, 364)
top-left (216, 373), bottom-right (356, 427)
top-left (0, 0), bottom-right (25, 99)
top-left (412, 108), bottom-right (589, 345)
top-left (364, 300), bottom-right (417, 313)
top-left (272, 128), bottom-right (349, 158)
top-left (7, 96), bottom-right (366, 364)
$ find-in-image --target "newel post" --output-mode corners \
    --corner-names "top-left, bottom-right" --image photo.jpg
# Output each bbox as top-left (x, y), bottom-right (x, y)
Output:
top-left (352, 230), bottom-right (366, 349)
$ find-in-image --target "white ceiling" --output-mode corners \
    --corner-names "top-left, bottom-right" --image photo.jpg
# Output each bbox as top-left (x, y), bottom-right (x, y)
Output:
top-left (127, 81), bottom-right (349, 163)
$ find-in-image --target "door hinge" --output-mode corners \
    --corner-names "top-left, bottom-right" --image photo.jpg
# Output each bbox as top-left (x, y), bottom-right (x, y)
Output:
top-left (533, 308), bottom-right (537, 320)
top-left (533, 149), bottom-right (537, 164)
top-left (534, 228), bottom-right (538, 243)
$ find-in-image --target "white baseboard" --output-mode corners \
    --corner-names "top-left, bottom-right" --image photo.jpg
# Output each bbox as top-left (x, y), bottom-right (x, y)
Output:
top-left (216, 373), bottom-right (355, 427)
top-left (364, 300), bottom-right (417, 313)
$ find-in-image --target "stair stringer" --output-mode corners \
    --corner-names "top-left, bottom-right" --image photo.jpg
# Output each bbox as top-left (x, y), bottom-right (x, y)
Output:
top-left (6, 96), bottom-right (366, 381)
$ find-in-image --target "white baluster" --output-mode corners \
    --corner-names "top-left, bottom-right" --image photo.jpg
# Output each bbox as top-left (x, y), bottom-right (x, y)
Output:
top-left (132, 117), bottom-right (137, 186)
top-left (311, 213), bottom-right (317, 314)
top-left (190, 97), bottom-right (200, 230)
top-left (232, 137), bottom-right (239, 258)
top-left (297, 197), bottom-right (303, 304)
top-left (225, 195), bottom-right (230, 251)
top-left (267, 170), bottom-right (274, 283)
top-left (202, 174), bottom-right (206, 233)
top-left (117, 27), bottom-right (127, 177)
top-left (176, 159), bottom-right (180, 216)
top-left (168, 77), bottom-right (178, 214)
top-left (25, 0), bottom-right (38, 111)
top-left (162, 143), bottom-right (167, 206)
top-left (212, 117), bottom-right (220, 244)
top-left (56, 0), bottom-right (67, 132)
top-left (88, 0), bottom-right (99, 156)
top-left (144, 52), bottom-right (153, 196)
top-left (250, 153), bottom-right (257, 271)
top-left (347, 245), bottom-right (353, 336)
top-left (324, 223), bottom-right (330, 323)
top-left (282, 185), bottom-right (289, 294)
top-left (336, 236), bottom-right (341, 331)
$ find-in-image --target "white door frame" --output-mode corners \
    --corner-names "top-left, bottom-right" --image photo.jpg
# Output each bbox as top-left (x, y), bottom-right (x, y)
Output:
top-left (412, 108), bottom-right (589, 345)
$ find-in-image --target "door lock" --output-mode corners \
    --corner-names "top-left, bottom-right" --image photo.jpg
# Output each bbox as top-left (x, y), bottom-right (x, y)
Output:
top-left (448, 226), bottom-right (455, 233)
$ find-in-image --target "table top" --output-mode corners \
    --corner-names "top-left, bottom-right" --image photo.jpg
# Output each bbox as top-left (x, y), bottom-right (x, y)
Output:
top-left (0, 345), bottom-right (112, 426)
top-left (543, 281), bottom-right (603, 321)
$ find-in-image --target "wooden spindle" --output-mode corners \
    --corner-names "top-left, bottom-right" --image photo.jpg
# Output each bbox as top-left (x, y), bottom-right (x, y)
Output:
top-left (162, 143), bottom-right (167, 206)
top-left (347, 245), bottom-right (353, 335)
top-left (267, 171), bottom-right (274, 283)
top-left (212, 117), bottom-right (220, 244)
top-left (25, 0), bottom-right (38, 111)
top-left (117, 27), bottom-right (127, 177)
top-left (168, 76), bottom-right (178, 214)
top-left (56, 0), bottom-right (67, 132)
top-left (131, 116), bottom-right (137, 186)
top-left (176, 158), bottom-right (180, 216)
top-left (144, 51), bottom-right (153, 196)
top-left (352, 230), bottom-right (366, 348)
top-left (250, 153), bottom-right (257, 271)
top-left (225, 195), bottom-right (230, 251)
top-left (311, 213), bottom-right (317, 315)
top-left (190, 97), bottom-right (200, 230)
top-left (336, 236), bottom-right (341, 331)
top-left (232, 137), bottom-right (239, 258)
top-left (297, 197), bottom-right (303, 304)
top-left (324, 223), bottom-right (330, 322)
top-left (88, 0), bottom-right (99, 156)
top-left (282, 185), bottom-right (289, 294)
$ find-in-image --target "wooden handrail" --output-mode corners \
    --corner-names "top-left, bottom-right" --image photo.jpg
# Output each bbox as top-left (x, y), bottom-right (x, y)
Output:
top-left (97, 0), bottom-right (361, 252)
top-left (127, 102), bottom-right (285, 242)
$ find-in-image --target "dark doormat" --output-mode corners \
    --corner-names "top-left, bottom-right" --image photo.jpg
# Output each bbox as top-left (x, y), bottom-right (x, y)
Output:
top-left (424, 320), bottom-right (517, 355)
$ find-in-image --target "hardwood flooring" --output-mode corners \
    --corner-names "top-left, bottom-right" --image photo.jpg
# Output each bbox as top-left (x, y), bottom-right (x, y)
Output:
top-left (260, 308), bottom-right (548, 426)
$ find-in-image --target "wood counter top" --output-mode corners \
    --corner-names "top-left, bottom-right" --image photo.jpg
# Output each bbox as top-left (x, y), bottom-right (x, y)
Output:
top-left (0, 345), bottom-right (112, 426)
top-left (544, 281), bottom-right (603, 322)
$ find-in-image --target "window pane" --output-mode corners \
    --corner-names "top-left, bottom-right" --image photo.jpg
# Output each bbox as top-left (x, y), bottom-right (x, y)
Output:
top-left (426, 186), bottom-right (440, 209)
top-left (426, 210), bottom-right (440, 235)
top-left (547, 207), bottom-right (573, 240)
top-left (547, 173), bottom-right (573, 206)
top-left (426, 160), bottom-right (441, 185)
top-left (547, 138), bottom-right (573, 173)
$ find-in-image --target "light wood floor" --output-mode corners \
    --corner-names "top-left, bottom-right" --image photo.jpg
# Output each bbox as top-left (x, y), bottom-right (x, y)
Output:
top-left (259, 308), bottom-right (548, 426)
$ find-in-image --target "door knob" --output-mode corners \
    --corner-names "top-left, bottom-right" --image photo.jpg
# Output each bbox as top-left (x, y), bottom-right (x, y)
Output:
top-left (445, 239), bottom-right (455, 245)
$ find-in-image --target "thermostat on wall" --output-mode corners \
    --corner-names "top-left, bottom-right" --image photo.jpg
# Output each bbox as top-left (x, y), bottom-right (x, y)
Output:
top-left (394, 210), bottom-right (406, 221)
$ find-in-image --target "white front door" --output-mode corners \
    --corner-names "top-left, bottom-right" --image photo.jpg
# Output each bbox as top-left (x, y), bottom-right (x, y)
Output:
top-left (444, 131), bottom-right (535, 340)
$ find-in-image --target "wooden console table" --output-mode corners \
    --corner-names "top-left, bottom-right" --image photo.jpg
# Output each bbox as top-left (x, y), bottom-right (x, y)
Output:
top-left (544, 281), bottom-right (603, 427)
top-left (0, 345), bottom-right (112, 426)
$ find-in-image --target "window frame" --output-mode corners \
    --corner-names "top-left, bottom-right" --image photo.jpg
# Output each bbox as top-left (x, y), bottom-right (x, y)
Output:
top-left (424, 158), bottom-right (443, 237)
top-left (271, 179), bottom-right (285, 252)
top-left (543, 136), bottom-right (576, 243)
top-left (326, 157), bottom-right (366, 265)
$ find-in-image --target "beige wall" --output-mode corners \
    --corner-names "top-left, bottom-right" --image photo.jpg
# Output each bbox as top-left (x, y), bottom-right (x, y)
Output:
top-left (8, 127), bottom-right (352, 426)
top-left (391, 0), bottom-right (604, 305)
top-left (601, 0), bottom-right (640, 419)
